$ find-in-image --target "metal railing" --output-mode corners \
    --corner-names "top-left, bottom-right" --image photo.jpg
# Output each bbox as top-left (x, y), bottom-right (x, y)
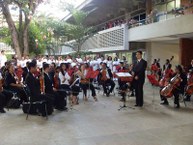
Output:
top-left (128, 5), bottom-right (193, 29)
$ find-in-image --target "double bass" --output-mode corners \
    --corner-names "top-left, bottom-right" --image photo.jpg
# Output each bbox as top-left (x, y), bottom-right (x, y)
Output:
top-left (160, 74), bottom-right (181, 98)
top-left (186, 70), bottom-right (193, 95)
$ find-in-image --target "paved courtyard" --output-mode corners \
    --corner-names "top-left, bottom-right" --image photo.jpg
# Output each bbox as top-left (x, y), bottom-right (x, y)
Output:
top-left (0, 82), bottom-right (193, 145)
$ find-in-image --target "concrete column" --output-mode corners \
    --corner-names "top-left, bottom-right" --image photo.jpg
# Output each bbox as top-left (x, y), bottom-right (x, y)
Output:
top-left (146, 0), bottom-right (152, 15)
top-left (145, 42), bottom-right (152, 68)
top-left (179, 38), bottom-right (193, 71)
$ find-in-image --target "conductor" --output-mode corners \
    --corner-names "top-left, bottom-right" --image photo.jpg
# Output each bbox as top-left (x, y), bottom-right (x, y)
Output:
top-left (133, 50), bottom-right (147, 107)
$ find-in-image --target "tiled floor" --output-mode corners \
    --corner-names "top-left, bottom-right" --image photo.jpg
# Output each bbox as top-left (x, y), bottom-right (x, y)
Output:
top-left (1, 82), bottom-right (193, 145)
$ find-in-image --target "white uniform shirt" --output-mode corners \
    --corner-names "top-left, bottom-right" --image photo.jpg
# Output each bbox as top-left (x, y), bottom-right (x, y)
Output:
top-left (0, 54), bottom-right (7, 68)
top-left (59, 71), bottom-right (71, 85)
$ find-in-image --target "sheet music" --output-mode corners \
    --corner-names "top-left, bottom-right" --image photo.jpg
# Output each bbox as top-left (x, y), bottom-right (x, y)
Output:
top-left (116, 72), bottom-right (132, 77)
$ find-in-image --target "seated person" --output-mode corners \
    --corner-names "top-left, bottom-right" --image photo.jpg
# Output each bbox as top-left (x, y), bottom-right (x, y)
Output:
top-left (59, 63), bottom-right (71, 91)
top-left (78, 63), bottom-right (97, 101)
top-left (25, 62), bottom-right (54, 116)
top-left (160, 65), bottom-right (187, 108)
top-left (0, 77), bottom-right (13, 113)
top-left (98, 63), bottom-right (115, 97)
top-left (43, 63), bottom-right (67, 111)
top-left (4, 63), bottom-right (28, 102)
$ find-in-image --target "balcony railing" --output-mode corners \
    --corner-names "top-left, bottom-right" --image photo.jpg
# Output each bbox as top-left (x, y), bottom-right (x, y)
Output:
top-left (128, 5), bottom-right (193, 29)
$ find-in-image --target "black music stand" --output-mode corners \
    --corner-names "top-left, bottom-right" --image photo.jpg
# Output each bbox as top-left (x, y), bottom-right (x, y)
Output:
top-left (118, 90), bottom-right (135, 111)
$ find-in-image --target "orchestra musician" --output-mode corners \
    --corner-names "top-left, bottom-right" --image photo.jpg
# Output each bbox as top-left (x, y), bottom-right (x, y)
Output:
top-left (163, 59), bottom-right (172, 71)
top-left (22, 61), bottom-right (30, 84)
top-left (117, 61), bottom-right (128, 101)
top-left (161, 65), bottom-right (187, 108)
top-left (4, 63), bottom-right (28, 102)
top-left (133, 50), bottom-right (147, 107)
top-left (0, 73), bottom-right (13, 113)
top-left (68, 63), bottom-right (81, 105)
top-left (59, 63), bottom-right (71, 91)
top-left (184, 60), bottom-right (193, 101)
top-left (98, 63), bottom-right (115, 97)
top-left (25, 62), bottom-right (54, 116)
top-left (78, 63), bottom-right (97, 101)
top-left (151, 59), bottom-right (161, 80)
top-left (53, 66), bottom-right (61, 90)
top-left (43, 63), bottom-right (67, 111)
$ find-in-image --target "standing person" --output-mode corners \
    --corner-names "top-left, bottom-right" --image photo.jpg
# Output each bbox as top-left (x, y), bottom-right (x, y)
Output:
top-left (163, 59), bottom-right (172, 71)
top-left (0, 50), bottom-right (7, 68)
top-left (107, 56), bottom-right (113, 71)
top-left (133, 50), bottom-right (147, 107)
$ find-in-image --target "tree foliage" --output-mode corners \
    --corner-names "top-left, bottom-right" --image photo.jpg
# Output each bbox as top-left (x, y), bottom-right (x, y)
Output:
top-left (64, 7), bottom-right (96, 53)
top-left (0, 0), bottom-right (46, 58)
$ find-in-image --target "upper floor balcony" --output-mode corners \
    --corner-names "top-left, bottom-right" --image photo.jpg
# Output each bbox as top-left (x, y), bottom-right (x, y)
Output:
top-left (128, 14), bottom-right (193, 42)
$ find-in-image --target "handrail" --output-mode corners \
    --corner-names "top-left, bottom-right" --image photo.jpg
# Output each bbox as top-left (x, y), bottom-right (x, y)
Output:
top-left (128, 5), bottom-right (193, 29)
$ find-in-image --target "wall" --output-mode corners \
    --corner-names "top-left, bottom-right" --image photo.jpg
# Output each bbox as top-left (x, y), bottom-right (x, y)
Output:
top-left (146, 41), bottom-right (180, 69)
top-left (179, 38), bottom-right (193, 71)
top-left (128, 14), bottom-right (193, 42)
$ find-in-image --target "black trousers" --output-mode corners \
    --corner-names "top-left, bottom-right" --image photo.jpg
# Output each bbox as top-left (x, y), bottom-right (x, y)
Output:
top-left (0, 90), bottom-right (13, 110)
top-left (60, 84), bottom-right (71, 91)
top-left (134, 80), bottom-right (144, 106)
top-left (80, 83), bottom-right (96, 97)
top-left (31, 94), bottom-right (54, 115)
top-left (102, 79), bottom-right (115, 94)
top-left (46, 91), bottom-right (66, 109)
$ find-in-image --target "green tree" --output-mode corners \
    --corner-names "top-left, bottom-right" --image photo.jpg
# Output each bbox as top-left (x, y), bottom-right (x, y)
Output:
top-left (64, 8), bottom-right (96, 54)
top-left (0, 0), bottom-right (45, 58)
top-left (34, 15), bottom-right (67, 55)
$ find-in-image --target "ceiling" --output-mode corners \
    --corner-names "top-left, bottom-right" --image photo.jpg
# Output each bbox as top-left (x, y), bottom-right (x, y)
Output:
top-left (136, 32), bottom-right (193, 44)
top-left (66, 0), bottom-right (146, 26)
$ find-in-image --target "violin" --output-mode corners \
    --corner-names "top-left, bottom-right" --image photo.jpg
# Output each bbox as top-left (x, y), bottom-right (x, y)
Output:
top-left (160, 74), bottom-right (181, 98)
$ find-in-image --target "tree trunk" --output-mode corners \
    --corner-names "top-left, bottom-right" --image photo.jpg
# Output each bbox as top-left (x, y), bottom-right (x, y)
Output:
top-left (23, 28), bottom-right (29, 55)
top-left (1, 2), bottom-right (22, 58)
top-left (23, 14), bottom-right (31, 56)
top-left (18, 7), bottom-right (24, 55)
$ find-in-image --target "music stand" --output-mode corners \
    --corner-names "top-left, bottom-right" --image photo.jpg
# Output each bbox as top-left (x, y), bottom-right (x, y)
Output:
top-left (118, 90), bottom-right (135, 111)
top-left (115, 72), bottom-right (135, 111)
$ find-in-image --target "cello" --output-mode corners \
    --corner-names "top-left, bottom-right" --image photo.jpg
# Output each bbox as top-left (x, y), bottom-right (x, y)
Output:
top-left (160, 74), bottom-right (181, 98)
top-left (186, 70), bottom-right (193, 95)
top-left (53, 71), bottom-right (60, 90)
top-left (39, 70), bottom-right (45, 94)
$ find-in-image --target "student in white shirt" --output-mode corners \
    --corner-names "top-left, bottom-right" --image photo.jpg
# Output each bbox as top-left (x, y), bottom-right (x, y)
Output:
top-left (0, 50), bottom-right (7, 68)
top-left (59, 63), bottom-right (71, 90)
